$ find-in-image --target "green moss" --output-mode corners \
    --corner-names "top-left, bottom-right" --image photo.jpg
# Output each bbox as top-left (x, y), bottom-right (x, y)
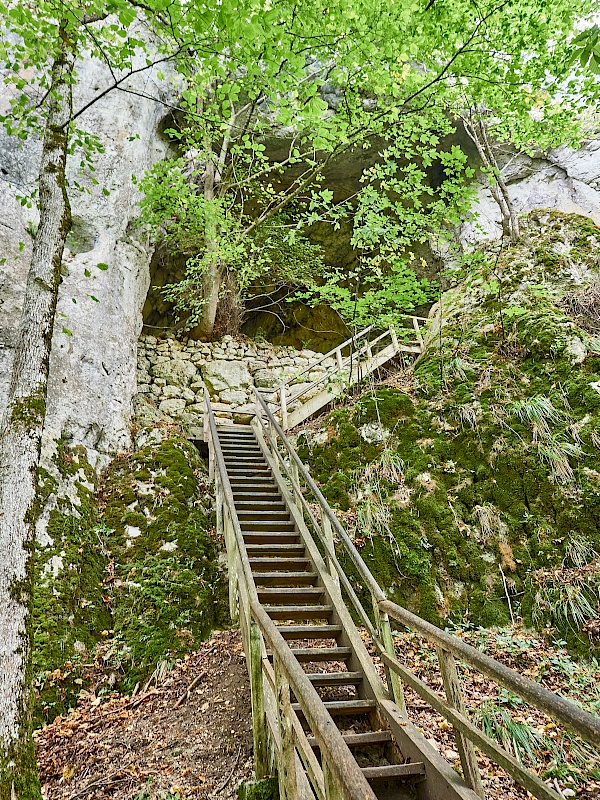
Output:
top-left (9, 393), bottom-right (46, 429)
top-left (238, 778), bottom-right (279, 800)
top-left (102, 436), bottom-right (227, 690)
top-left (32, 450), bottom-right (111, 725)
top-left (299, 212), bottom-right (600, 653)
top-left (31, 434), bottom-right (227, 722)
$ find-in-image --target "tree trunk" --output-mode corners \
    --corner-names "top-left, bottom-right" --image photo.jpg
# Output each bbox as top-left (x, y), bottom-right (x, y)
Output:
top-left (191, 153), bottom-right (224, 339)
top-left (0, 25), bottom-right (74, 799)
top-left (463, 114), bottom-right (520, 244)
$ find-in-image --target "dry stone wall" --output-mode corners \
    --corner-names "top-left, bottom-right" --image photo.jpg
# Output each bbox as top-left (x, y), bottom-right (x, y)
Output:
top-left (135, 334), bottom-right (336, 430)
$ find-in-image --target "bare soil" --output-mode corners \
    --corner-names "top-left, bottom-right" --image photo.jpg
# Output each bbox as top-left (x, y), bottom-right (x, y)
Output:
top-left (35, 630), bottom-right (254, 800)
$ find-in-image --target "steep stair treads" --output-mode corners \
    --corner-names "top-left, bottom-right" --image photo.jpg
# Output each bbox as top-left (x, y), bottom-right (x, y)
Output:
top-left (204, 390), bottom-right (600, 800)
top-left (211, 420), bottom-right (478, 800)
top-left (261, 322), bottom-right (425, 431)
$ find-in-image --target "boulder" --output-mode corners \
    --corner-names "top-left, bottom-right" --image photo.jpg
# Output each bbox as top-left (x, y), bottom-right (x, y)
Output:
top-left (254, 368), bottom-right (280, 388)
top-left (158, 398), bottom-right (186, 415)
top-left (219, 389), bottom-right (248, 405)
top-left (152, 358), bottom-right (198, 387)
top-left (203, 360), bottom-right (252, 393)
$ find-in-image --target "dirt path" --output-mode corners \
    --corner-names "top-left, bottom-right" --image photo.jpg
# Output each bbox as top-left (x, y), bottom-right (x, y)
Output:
top-left (36, 630), bottom-right (254, 800)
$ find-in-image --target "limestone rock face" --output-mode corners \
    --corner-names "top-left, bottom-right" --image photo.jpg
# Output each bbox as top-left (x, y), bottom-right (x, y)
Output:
top-left (461, 138), bottom-right (600, 247)
top-left (0, 42), bottom-right (176, 468)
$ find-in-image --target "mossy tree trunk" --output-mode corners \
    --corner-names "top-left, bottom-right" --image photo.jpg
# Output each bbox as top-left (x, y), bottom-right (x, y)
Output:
top-left (0, 24), bottom-right (75, 799)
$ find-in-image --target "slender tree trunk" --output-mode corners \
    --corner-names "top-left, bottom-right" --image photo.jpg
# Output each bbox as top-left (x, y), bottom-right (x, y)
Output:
top-left (192, 151), bottom-right (224, 338)
top-left (0, 25), bottom-right (74, 799)
top-left (463, 114), bottom-right (520, 244)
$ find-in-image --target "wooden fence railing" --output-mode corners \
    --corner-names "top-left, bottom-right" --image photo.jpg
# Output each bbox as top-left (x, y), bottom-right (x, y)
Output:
top-left (252, 390), bottom-right (600, 800)
top-left (262, 320), bottom-right (425, 430)
top-left (204, 388), bottom-right (379, 800)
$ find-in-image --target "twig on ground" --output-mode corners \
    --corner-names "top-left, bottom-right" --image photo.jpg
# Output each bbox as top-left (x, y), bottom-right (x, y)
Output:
top-left (211, 747), bottom-right (241, 796)
top-left (175, 671), bottom-right (206, 709)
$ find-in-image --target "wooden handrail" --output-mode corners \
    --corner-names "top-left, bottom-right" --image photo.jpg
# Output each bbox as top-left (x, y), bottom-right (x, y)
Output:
top-left (379, 599), bottom-right (600, 748)
top-left (253, 390), bottom-right (600, 797)
top-left (203, 389), bottom-right (379, 800)
top-left (254, 389), bottom-right (386, 602)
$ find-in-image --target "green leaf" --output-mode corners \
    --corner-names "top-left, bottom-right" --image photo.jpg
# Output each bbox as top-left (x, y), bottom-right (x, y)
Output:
top-left (96, 263), bottom-right (109, 271)
top-left (62, 327), bottom-right (73, 336)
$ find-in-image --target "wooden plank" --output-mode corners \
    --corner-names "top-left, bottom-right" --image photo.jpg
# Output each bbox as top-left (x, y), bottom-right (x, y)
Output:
top-left (361, 763), bottom-right (425, 779)
top-left (249, 622), bottom-right (269, 779)
top-left (437, 646), bottom-right (485, 798)
top-left (379, 699), bottom-right (483, 800)
top-left (378, 654), bottom-right (563, 800)
top-left (273, 653), bottom-right (298, 800)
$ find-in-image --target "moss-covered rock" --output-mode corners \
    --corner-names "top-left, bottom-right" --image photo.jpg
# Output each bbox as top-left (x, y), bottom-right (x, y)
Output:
top-left (32, 434), bottom-right (227, 723)
top-left (100, 436), bottom-right (227, 690)
top-left (300, 212), bottom-right (600, 652)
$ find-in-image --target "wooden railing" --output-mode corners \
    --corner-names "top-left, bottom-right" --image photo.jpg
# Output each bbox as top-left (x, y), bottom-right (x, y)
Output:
top-left (203, 388), bottom-right (379, 800)
top-left (252, 390), bottom-right (600, 800)
top-left (262, 320), bottom-right (425, 430)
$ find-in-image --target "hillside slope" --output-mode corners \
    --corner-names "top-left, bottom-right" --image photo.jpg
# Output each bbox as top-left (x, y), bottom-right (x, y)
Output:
top-left (300, 211), bottom-right (600, 652)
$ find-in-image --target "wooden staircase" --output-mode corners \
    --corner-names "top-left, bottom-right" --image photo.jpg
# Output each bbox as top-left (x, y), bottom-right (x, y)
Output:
top-left (202, 389), bottom-right (600, 800)
top-left (218, 423), bottom-right (434, 800)
top-left (261, 322), bottom-right (425, 431)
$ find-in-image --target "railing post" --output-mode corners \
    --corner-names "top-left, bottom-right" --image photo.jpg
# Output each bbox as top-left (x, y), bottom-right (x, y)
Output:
top-left (289, 459), bottom-right (300, 508)
top-left (412, 317), bottom-right (424, 349)
top-left (335, 347), bottom-right (343, 370)
top-left (373, 600), bottom-right (407, 715)
top-left (203, 391), bottom-right (209, 443)
top-left (215, 473), bottom-right (223, 541)
top-left (323, 759), bottom-right (343, 800)
top-left (224, 510), bottom-right (239, 625)
top-left (273, 652), bottom-right (298, 800)
top-left (436, 646), bottom-right (486, 799)
top-left (249, 621), bottom-right (269, 780)
top-left (321, 512), bottom-right (339, 589)
top-left (390, 326), bottom-right (399, 352)
top-left (280, 384), bottom-right (288, 430)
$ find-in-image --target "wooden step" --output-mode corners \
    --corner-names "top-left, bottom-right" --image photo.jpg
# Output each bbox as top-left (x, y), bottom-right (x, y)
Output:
top-left (229, 476), bottom-right (274, 484)
top-left (259, 587), bottom-right (323, 602)
top-left (235, 502), bottom-right (287, 512)
top-left (241, 520), bottom-right (296, 532)
top-left (249, 557), bottom-right (310, 570)
top-left (307, 730), bottom-right (392, 749)
top-left (233, 488), bottom-right (280, 497)
top-left (276, 624), bottom-right (341, 638)
top-left (288, 647), bottom-right (351, 662)
top-left (237, 510), bottom-right (290, 520)
top-left (255, 572), bottom-right (318, 586)
top-left (292, 699), bottom-right (376, 716)
top-left (361, 763), bottom-right (426, 781)
top-left (244, 536), bottom-right (301, 550)
top-left (227, 466), bottom-right (270, 474)
top-left (306, 672), bottom-right (363, 687)
top-left (245, 544), bottom-right (305, 556)
top-left (264, 605), bottom-right (333, 620)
